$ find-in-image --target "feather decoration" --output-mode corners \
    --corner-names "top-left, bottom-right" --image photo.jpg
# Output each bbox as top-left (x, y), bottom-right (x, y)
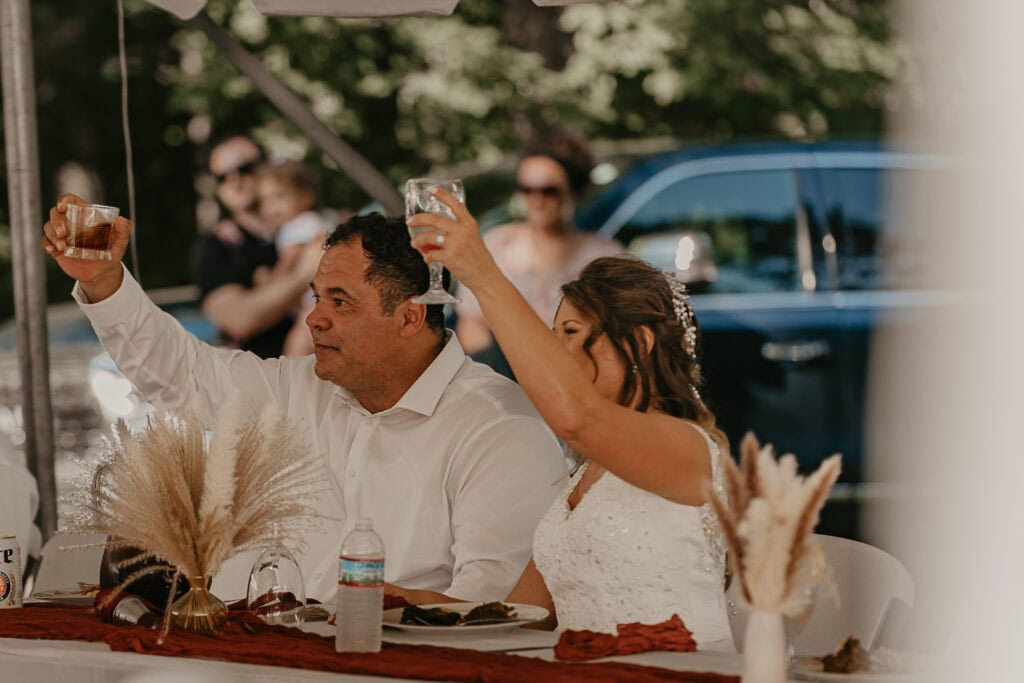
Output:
top-left (62, 395), bottom-right (327, 634)
top-left (740, 432), bottom-right (763, 508)
top-left (196, 396), bottom-right (244, 578)
top-left (708, 431), bottom-right (841, 615)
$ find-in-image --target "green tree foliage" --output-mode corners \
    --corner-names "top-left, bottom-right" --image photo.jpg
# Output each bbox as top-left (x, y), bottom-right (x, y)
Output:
top-left (164, 0), bottom-right (900, 201)
top-left (0, 1), bottom-right (199, 321)
top-left (1, 0), bottom-right (901, 321)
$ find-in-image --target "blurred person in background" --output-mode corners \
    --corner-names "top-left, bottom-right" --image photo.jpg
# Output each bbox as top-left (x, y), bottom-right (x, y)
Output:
top-left (195, 135), bottom-right (311, 358)
top-left (253, 159), bottom-right (335, 356)
top-left (0, 442), bottom-right (41, 566)
top-left (455, 127), bottom-right (623, 371)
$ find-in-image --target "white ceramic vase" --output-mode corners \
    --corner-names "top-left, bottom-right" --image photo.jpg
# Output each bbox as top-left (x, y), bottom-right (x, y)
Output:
top-left (742, 610), bottom-right (787, 683)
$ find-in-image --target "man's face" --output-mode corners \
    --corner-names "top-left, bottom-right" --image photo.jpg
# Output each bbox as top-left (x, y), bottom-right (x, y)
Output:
top-left (306, 241), bottom-right (406, 397)
top-left (210, 138), bottom-right (261, 214)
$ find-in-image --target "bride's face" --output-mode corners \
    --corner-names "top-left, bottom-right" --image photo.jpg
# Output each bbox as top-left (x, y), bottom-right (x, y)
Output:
top-left (554, 300), bottom-right (626, 401)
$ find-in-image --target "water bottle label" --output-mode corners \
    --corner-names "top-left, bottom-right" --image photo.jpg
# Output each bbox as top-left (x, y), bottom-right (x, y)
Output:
top-left (339, 556), bottom-right (384, 587)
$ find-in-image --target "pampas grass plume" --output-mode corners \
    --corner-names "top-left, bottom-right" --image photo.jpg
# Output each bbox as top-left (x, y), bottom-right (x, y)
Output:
top-left (64, 395), bottom-right (326, 628)
top-left (709, 432), bottom-right (841, 614)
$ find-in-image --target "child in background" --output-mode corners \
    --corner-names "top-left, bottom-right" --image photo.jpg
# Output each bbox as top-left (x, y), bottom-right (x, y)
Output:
top-left (254, 160), bottom-right (330, 356)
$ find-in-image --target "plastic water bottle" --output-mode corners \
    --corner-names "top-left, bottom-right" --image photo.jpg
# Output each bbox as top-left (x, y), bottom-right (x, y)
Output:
top-left (335, 518), bottom-right (385, 653)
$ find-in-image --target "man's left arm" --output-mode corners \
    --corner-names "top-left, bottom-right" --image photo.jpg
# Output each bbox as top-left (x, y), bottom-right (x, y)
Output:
top-left (444, 416), bottom-right (566, 602)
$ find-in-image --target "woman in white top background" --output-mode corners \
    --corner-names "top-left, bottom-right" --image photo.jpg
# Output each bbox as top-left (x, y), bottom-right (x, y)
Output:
top-left (454, 126), bottom-right (622, 364)
top-left (392, 192), bottom-right (735, 651)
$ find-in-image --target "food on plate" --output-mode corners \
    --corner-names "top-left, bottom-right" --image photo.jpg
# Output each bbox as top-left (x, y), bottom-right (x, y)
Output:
top-left (400, 605), bottom-right (463, 626)
top-left (463, 601), bottom-right (517, 623)
top-left (809, 636), bottom-right (932, 676)
top-left (821, 636), bottom-right (869, 673)
top-left (399, 602), bottom-right (519, 626)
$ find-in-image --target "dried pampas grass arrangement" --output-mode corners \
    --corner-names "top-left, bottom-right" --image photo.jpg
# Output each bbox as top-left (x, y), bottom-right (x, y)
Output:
top-left (65, 396), bottom-right (325, 638)
top-left (707, 432), bottom-right (841, 616)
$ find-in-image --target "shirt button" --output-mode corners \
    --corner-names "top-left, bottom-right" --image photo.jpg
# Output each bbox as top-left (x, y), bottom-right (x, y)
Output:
top-left (349, 471), bottom-right (356, 478)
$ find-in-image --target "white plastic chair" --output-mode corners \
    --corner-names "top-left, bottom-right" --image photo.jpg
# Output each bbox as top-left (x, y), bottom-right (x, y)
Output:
top-left (726, 534), bottom-right (914, 656)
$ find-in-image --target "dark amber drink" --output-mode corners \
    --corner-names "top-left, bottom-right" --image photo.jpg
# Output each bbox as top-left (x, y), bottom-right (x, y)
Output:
top-left (64, 203), bottom-right (118, 260)
top-left (71, 222), bottom-right (112, 250)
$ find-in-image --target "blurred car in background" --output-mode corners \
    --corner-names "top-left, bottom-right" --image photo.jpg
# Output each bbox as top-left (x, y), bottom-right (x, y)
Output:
top-left (569, 139), bottom-right (951, 537)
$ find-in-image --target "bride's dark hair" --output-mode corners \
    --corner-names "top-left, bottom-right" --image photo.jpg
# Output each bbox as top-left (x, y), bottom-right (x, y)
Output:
top-left (560, 255), bottom-right (728, 451)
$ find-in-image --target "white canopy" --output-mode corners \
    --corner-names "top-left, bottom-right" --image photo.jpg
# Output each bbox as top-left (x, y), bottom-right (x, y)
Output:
top-left (149, 0), bottom-right (608, 21)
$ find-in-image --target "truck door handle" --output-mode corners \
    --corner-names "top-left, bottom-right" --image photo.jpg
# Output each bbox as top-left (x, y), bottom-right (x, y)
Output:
top-left (760, 340), bottom-right (832, 363)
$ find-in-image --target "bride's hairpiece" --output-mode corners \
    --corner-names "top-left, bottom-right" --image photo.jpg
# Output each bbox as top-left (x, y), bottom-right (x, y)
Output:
top-left (664, 272), bottom-right (697, 360)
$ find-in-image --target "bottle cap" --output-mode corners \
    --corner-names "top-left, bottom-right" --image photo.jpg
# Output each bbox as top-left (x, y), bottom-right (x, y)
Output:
top-left (354, 518), bottom-right (373, 531)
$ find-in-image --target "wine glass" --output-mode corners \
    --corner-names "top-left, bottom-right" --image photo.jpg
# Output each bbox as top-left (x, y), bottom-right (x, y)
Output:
top-left (247, 538), bottom-right (306, 628)
top-left (405, 177), bottom-right (465, 304)
top-left (784, 584), bottom-right (817, 666)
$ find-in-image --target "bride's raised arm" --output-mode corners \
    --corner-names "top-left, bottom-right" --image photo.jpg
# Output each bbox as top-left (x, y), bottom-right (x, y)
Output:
top-left (409, 191), bottom-right (718, 506)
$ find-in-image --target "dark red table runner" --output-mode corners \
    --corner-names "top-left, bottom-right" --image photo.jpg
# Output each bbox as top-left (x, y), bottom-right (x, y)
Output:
top-left (0, 603), bottom-right (738, 683)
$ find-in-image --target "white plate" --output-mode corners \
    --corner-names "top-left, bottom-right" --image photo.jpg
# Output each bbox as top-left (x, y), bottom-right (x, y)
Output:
top-left (29, 589), bottom-right (97, 605)
top-left (382, 602), bottom-right (548, 634)
top-left (792, 661), bottom-right (928, 682)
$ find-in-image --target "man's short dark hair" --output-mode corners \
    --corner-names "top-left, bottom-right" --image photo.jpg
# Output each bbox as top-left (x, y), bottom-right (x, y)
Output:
top-left (323, 212), bottom-right (448, 334)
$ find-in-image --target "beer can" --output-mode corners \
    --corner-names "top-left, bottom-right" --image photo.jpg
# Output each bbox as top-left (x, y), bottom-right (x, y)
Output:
top-left (0, 535), bottom-right (22, 608)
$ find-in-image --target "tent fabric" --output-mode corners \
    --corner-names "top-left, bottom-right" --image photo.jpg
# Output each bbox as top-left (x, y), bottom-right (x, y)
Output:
top-left (145, 0), bottom-right (611, 20)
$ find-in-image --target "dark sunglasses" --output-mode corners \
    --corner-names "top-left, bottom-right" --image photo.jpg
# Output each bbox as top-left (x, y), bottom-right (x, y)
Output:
top-left (517, 184), bottom-right (562, 198)
top-left (214, 160), bottom-right (258, 184)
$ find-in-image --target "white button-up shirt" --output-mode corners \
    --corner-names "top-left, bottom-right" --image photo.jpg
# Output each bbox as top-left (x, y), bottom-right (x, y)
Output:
top-left (74, 269), bottom-right (566, 603)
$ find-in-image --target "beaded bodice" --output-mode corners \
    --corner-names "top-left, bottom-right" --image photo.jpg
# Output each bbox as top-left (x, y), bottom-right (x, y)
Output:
top-left (532, 422), bottom-right (734, 650)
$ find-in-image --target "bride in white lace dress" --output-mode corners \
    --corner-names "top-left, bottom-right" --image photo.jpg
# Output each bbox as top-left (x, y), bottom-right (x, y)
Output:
top-left (391, 190), bottom-right (734, 651)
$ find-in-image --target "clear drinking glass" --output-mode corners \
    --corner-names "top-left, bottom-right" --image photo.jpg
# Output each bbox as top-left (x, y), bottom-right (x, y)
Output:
top-left (247, 541), bottom-right (306, 627)
top-left (405, 177), bottom-right (465, 304)
top-left (64, 203), bottom-right (118, 260)
top-left (784, 585), bottom-right (817, 665)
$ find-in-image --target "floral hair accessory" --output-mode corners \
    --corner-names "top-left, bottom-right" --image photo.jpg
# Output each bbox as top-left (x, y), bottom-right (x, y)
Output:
top-left (664, 272), bottom-right (697, 360)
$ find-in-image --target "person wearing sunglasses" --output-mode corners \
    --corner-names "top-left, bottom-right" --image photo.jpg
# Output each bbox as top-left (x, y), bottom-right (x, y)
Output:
top-left (195, 135), bottom-right (316, 359)
top-left (454, 127), bottom-right (623, 371)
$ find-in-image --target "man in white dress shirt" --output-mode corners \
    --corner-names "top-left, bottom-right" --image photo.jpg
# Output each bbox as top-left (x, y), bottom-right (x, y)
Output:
top-left (41, 197), bottom-right (565, 603)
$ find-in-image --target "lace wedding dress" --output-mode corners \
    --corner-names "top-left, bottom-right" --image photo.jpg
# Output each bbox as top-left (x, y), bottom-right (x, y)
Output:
top-left (532, 422), bottom-right (735, 651)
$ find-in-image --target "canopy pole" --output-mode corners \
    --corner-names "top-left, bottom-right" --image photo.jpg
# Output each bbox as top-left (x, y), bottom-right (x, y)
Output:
top-left (1, 0), bottom-right (57, 539)
top-left (191, 12), bottom-right (404, 215)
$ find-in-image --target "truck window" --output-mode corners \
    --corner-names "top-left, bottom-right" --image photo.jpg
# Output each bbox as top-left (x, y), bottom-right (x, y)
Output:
top-left (817, 167), bottom-right (932, 290)
top-left (615, 170), bottom-right (800, 293)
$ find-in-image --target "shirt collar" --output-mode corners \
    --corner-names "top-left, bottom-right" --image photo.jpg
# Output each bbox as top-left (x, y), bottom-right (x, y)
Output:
top-left (332, 331), bottom-right (466, 417)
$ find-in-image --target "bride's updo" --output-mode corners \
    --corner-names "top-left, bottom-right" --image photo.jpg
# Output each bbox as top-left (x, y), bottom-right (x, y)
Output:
top-left (560, 256), bottom-right (727, 448)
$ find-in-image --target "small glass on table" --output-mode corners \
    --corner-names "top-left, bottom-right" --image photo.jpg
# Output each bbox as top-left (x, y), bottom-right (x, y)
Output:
top-left (404, 178), bottom-right (465, 304)
top-left (64, 203), bottom-right (118, 261)
top-left (784, 584), bottom-right (817, 666)
top-left (247, 541), bottom-right (306, 628)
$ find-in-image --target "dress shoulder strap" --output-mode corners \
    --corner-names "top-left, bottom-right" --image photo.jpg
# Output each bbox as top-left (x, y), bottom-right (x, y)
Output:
top-left (682, 421), bottom-right (721, 482)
